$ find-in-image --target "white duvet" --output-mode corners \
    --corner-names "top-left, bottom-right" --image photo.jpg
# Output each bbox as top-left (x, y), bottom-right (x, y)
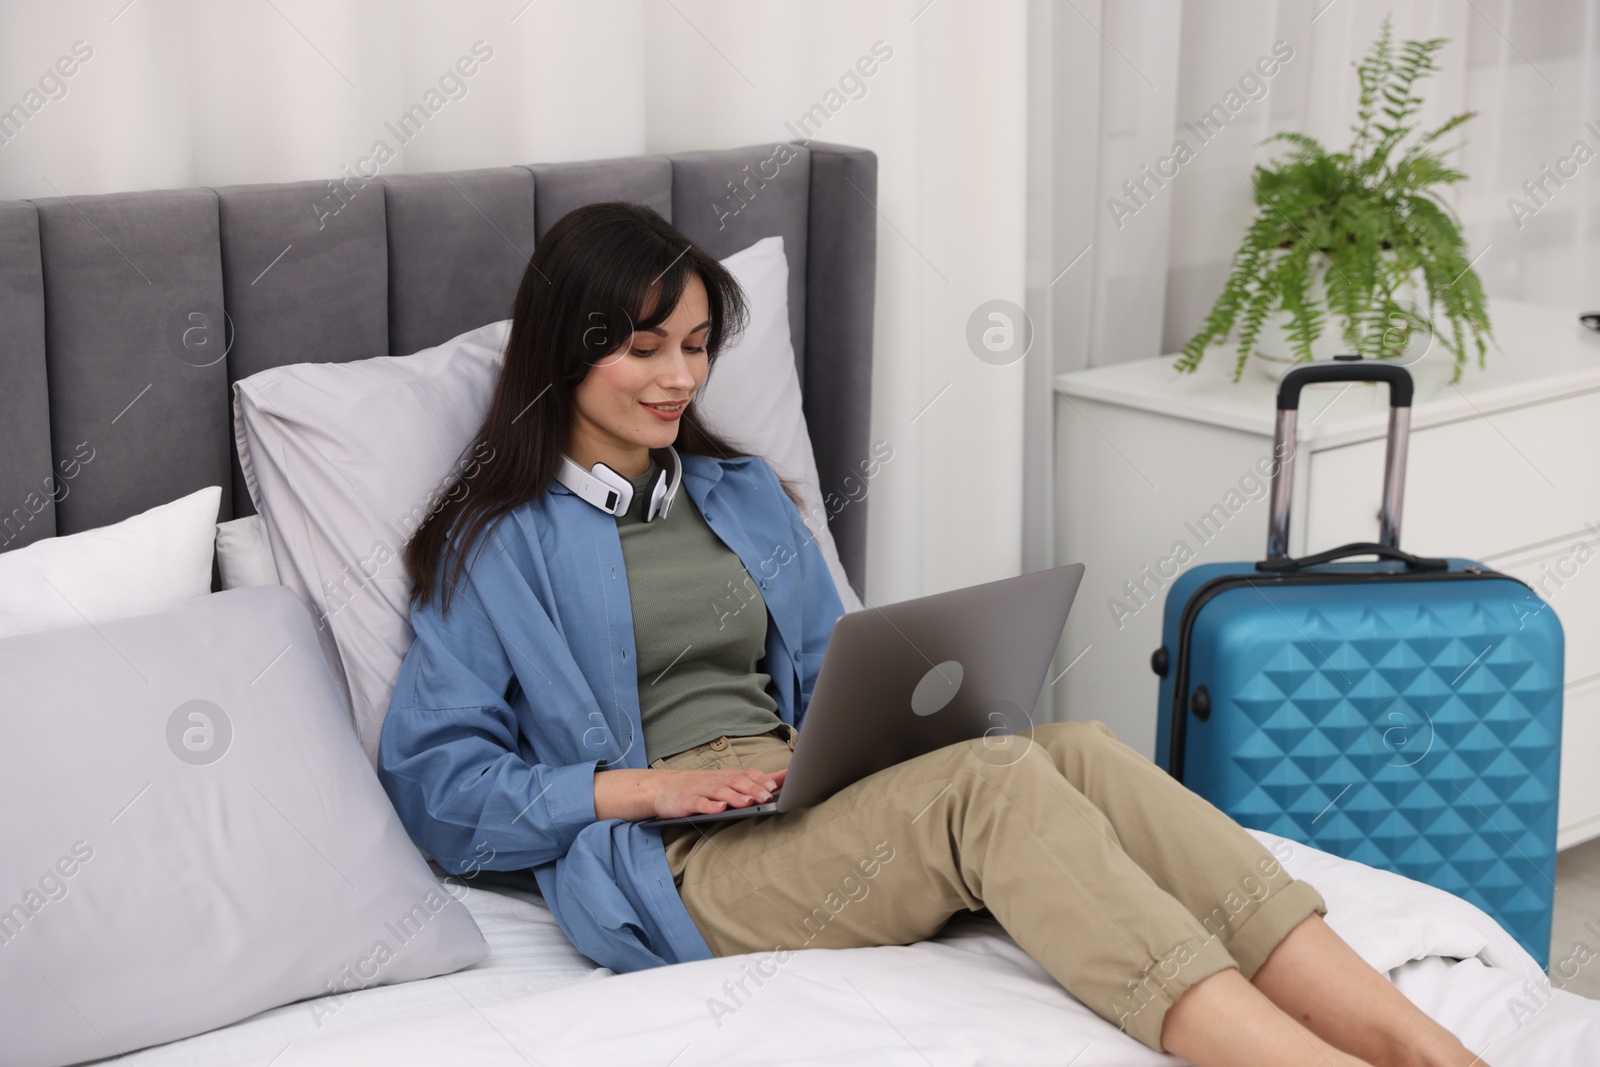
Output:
top-left (97, 831), bottom-right (1600, 1067)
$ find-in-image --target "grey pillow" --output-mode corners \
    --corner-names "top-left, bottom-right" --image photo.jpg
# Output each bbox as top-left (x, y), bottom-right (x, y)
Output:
top-left (0, 585), bottom-right (488, 1067)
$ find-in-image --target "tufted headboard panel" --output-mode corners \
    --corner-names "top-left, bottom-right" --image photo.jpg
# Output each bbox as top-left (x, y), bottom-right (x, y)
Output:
top-left (0, 141), bottom-right (877, 593)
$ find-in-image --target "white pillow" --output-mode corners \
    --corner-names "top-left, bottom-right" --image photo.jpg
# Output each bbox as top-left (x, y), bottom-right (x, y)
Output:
top-left (234, 320), bottom-right (510, 760)
top-left (0, 585), bottom-right (488, 1067)
top-left (216, 514), bottom-right (281, 589)
top-left (0, 484), bottom-right (220, 639)
top-left (696, 235), bottom-right (863, 613)
top-left (234, 237), bottom-right (860, 765)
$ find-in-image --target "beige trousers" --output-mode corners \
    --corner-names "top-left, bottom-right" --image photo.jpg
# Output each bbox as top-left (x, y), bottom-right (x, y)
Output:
top-left (655, 719), bottom-right (1327, 1052)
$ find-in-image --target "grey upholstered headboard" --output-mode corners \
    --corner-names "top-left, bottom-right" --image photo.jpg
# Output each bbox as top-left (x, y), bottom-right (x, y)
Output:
top-left (0, 140), bottom-right (877, 594)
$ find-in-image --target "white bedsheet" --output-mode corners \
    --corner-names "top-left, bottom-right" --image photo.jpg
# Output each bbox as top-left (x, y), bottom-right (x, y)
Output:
top-left (94, 831), bottom-right (1600, 1067)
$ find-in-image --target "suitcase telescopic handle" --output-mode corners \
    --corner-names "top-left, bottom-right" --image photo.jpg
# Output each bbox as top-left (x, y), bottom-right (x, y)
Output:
top-left (1266, 357), bottom-right (1415, 561)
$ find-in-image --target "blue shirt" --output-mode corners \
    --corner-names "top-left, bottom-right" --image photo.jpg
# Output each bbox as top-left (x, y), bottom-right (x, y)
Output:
top-left (377, 452), bottom-right (845, 973)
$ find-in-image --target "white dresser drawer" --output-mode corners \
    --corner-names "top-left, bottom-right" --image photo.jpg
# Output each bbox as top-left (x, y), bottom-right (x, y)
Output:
top-left (1494, 535), bottom-right (1600, 683)
top-left (1304, 388), bottom-right (1600, 561)
top-left (1558, 675), bottom-right (1600, 850)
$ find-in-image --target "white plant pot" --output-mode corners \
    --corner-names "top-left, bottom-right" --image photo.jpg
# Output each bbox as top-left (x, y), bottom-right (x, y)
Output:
top-left (1246, 258), bottom-right (1446, 385)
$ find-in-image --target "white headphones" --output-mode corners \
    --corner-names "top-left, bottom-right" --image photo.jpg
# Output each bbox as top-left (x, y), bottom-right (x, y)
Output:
top-left (556, 445), bottom-right (684, 522)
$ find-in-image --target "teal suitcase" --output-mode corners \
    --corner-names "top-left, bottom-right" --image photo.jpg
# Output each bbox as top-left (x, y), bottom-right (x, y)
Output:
top-left (1152, 358), bottom-right (1564, 968)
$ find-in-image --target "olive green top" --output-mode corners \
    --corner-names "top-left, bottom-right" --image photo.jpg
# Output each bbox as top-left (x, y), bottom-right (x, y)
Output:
top-left (616, 454), bottom-right (782, 764)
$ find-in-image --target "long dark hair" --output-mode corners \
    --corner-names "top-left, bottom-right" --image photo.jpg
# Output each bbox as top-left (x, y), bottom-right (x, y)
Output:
top-left (406, 201), bottom-right (801, 615)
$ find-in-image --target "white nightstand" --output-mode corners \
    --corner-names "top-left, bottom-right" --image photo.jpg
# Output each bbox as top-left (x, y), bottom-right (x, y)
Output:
top-left (1052, 299), bottom-right (1600, 849)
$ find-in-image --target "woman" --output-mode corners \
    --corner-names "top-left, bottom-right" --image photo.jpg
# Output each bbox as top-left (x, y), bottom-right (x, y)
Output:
top-left (377, 202), bottom-right (1488, 1066)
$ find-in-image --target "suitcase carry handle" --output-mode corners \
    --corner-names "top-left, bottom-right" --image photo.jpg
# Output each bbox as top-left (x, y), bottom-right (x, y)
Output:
top-left (1255, 540), bottom-right (1448, 573)
top-left (1266, 356), bottom-right (1415, 560)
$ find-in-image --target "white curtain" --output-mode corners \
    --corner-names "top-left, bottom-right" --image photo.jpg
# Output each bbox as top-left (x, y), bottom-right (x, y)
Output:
top-left (1023, 0), bottom-right (1600, 571)
top-left (0, 0), bottom-right (1031, 609)
top-left (5, 0), bottom-right (1590, 604)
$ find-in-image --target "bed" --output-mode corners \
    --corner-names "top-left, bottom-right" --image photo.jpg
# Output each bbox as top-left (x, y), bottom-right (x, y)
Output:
top-left (74, 839), bottom-right (1600, 1066)
top-left (3, 141), bottom-right (1596, 1067)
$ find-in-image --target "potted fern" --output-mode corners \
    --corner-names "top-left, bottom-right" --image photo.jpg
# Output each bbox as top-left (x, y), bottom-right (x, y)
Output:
top-left (1177, 18), bottom-right (1493, 385)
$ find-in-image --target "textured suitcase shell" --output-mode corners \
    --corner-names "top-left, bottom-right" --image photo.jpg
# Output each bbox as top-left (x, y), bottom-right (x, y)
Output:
top-left (1155, 558), bottom-right (1563, 967)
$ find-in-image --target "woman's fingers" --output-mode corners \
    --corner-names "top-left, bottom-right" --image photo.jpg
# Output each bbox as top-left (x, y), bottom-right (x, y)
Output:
top-left (651, 763), bottom-right (792, 819)
top-left (731, 768), bottom-right (780, 799)
top-left (732, 767), bottom-right (782, 793)
top-left (706, 782), bottom-right (764, 807)
top-left (704, 770), bottom-right (776, 806)
top-left (728, 774), bottom-right (769, 799)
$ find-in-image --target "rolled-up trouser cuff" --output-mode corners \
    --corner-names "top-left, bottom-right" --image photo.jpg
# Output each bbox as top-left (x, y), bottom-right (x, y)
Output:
top-left (1226, 877), bottom-right (1328, 981)
top-left (1115, 930), bottom-right (1240, 1052)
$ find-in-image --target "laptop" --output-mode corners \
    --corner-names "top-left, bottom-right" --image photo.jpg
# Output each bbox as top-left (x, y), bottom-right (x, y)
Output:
top-left (638, 562), bottom-right (1085, 828)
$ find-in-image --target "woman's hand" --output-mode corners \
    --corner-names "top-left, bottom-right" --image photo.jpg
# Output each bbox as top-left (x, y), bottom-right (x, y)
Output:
top-left (647, 766), bottom-right (787, 820)
top-left (594, 766), bottom-right (787, 822)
